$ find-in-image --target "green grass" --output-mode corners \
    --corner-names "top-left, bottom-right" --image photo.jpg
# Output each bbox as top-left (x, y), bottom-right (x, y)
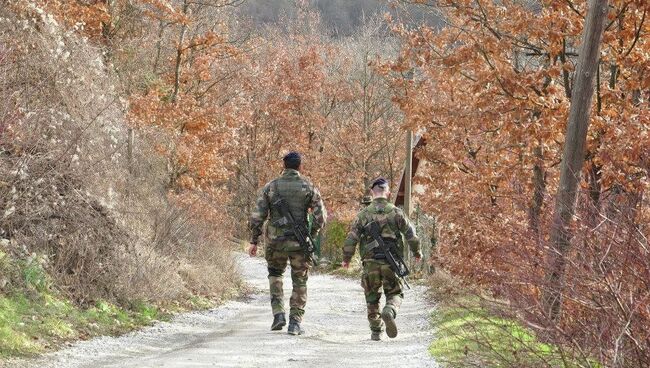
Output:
top-left (430, 299), bottom-right (559, 367)
top-left (0, 248), bottom-right (242, 359)
top-left (0, 291), bottom-right (167, 357)
top-left (0, 252), bottom-right (167, 358)
top-left (428, 275), bottom-right (601, 368)
top-left (184, 295), bottom-right (215, 310)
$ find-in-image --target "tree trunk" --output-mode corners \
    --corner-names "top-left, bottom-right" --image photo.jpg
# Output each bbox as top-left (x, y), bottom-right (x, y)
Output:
top-left (529, 143), bottom-right (546, 235)
top-left (542, 0), bottom-right (609, 321)
top-left (171, 1), bottom-right (189, 103)
top-left (153, 20), bottom-right (166, 74)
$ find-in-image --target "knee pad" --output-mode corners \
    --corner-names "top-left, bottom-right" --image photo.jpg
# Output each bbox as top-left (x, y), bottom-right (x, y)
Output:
top-left (268, 267), bottom-right (284, 277)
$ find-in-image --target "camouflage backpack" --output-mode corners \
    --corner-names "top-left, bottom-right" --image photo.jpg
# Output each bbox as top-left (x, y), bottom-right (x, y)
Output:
top-left (357, 200), bottom-right (405, 258)
top-left (266, 173), bottom-right (315, 243)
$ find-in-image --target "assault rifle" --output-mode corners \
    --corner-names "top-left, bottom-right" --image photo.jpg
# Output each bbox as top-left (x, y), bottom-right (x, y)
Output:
top-left (272, 197), bottom-right (317, 266)
top-left (365, 221), bottom-right (411, 289)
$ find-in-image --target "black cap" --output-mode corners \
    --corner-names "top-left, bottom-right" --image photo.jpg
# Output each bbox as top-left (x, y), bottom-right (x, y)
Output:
top-left (370, 177), bottom-right (388, 189)
top-left (283, 151), bottom-right (301, 161)
top-left (283, 151), bottom-right (301, 169)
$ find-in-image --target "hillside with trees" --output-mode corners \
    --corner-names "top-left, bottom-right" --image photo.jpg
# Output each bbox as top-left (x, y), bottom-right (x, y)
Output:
top-left (0, 0), bottom-right (648, 367)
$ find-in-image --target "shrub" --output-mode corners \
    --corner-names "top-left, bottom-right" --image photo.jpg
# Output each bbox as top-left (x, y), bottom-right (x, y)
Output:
top-left (320, 219), bottom-right (349, 264)
top-left (0, 3), bottom-right (239, 308)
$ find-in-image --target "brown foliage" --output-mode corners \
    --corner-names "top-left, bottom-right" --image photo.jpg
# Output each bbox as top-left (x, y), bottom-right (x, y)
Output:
top-left (122, 4), bottom-right (406, 235)
top-left (388, 0), bottom-right (649, 365)
top-left (0, 2), bottom-right (238, 306)
top-left (8, 0), bottom-right (648, 365)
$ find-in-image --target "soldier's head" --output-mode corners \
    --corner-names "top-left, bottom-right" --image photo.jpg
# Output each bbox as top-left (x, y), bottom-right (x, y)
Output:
top-left (283, 151), bottom-right (301, 171)
top-left (370, 177), bottom-right (390, 199)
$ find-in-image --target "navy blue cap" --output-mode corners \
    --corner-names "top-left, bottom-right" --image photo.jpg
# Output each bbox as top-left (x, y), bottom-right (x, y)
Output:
top-left (370, 177), bottom-right (388, 189)
top-left (283, 151), bottom-right (301, 169)
top-left (283, 151), bottom-right (301, 162)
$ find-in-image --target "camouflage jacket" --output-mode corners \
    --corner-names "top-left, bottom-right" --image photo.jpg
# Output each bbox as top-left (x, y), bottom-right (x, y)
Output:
top-left (343, 198), bottom-right (421, 263)
top-left (249, 169), bottom-right (327, 246)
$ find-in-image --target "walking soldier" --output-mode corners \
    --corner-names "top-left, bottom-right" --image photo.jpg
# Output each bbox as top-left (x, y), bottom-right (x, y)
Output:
top-left (342, 178), bottom-right (421, 340)
top-left (248, 152), bottom-right (327, 335)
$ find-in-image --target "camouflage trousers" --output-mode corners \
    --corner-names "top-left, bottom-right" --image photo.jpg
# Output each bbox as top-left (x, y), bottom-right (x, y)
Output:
top-left (265, 242), bottom-right (310, 322)
top-left (361, 259), bottom-right (404, 332)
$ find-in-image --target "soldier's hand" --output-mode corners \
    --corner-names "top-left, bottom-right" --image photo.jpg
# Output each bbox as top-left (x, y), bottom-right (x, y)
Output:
top-left (342, 261), bottom-right (350, 269)
top-left (248, 243), bottom-right (258, 257)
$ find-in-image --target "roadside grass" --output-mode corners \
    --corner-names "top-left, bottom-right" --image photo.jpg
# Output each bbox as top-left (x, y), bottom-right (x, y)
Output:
top-left (0, 283), bottom-right (166, 358)
top-left (428, 272), bottom-right (601, 368)
top-left (429, 298), bottom-right (563, 367)
top-left (0, 250), bottom-right (231, 358)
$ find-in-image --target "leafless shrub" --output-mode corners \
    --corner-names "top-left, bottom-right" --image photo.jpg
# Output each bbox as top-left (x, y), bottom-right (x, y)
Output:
top-left (0, 4), bottom-right (238, 306)
top-left (432, 187), bottom-right (649, 367)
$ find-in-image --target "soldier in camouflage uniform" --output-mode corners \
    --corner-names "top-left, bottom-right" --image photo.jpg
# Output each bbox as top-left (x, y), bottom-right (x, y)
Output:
top-left (342, 178), bottom-right (421, 341)
top-left (248, 152), bottom-right (327, 335)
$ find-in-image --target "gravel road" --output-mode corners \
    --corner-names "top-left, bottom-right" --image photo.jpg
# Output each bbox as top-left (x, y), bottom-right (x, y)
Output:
top-left (13, 254), bottom-right (437, 368)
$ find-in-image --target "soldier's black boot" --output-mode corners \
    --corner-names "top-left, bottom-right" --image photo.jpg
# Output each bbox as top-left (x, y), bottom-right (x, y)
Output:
top-left (370, 330), bottom-right (383, 341)
top-left (381, 307), bottom-right (398, 338)
top-left (271, 313), bottom-right (286, 331)
top-left (287, 317), bottom-right (304, 335)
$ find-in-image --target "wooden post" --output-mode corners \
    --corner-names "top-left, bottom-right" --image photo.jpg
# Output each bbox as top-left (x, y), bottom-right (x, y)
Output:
top-left (404, 131), bottom-right (413, 218)
top-left (542, 0), bottom-right (609, 321)
top-left (403, 131), bottom-right (413, 263)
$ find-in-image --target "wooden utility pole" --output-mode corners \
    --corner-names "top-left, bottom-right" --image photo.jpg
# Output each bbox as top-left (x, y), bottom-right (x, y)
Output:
top-left (403, 131), bottom-right (414, 263)
top-left (542, 0), bottom-right (609, 321)
top-left (404, 131), bottom-right (413, 218)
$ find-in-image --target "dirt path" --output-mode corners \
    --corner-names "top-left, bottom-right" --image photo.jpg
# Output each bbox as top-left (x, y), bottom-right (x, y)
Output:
top-left (19, 254), bottom-right (437, 368)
